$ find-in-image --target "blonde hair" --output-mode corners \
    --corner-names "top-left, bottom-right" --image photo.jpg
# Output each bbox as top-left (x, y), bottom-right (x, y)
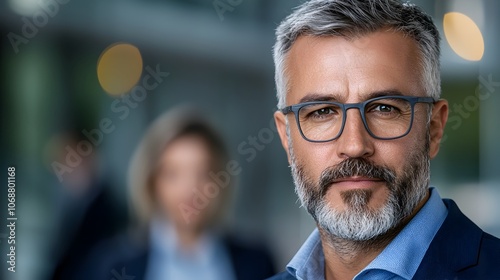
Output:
top-left (128, 105), bottom-right (229, 228)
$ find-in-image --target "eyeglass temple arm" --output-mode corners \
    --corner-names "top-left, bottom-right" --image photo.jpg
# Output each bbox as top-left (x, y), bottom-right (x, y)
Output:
top-left (416, 97), bottom-right (437, 103)
top-left (280, 106), bottom-right (293, 114)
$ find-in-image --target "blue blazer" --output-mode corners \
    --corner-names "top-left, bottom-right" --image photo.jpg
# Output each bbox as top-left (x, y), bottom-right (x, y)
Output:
top-left (268, 199), bottom-right (500, 279)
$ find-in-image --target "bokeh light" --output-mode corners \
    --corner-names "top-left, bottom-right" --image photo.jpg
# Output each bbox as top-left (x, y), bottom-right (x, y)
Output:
top-left (443, 12), bottom-right (484, 61)
top-left (97, 43), bottom-right (143, 96)
top-left (8, 0), bottom-right (40, 16)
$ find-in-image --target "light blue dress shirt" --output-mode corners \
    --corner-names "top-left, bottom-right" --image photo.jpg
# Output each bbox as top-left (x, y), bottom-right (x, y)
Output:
top-left (144, 219), bottom-right (236, 280)
top-left (287, 187), bottom-right (448, 280)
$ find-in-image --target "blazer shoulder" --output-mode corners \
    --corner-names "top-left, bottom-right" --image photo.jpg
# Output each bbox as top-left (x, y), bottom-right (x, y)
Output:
top-left (482, 231), bottom-right (500, 246)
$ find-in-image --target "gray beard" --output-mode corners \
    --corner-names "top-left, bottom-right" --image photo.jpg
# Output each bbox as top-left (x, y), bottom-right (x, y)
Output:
top-left (289, 137), bottom-right (430, 242)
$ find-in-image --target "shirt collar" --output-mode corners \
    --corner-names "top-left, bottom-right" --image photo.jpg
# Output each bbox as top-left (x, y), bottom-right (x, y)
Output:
top-left (286, 187), bottom-right (448, 280)
top-left (287, 228), bottom-right (324, 280)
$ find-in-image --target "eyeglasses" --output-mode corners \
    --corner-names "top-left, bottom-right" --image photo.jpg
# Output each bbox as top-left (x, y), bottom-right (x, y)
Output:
top-left (280, 95), bottom-right (435, 142)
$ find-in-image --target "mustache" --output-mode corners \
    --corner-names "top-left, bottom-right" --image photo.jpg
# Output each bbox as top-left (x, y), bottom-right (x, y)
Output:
top-left (318, 158), bottom-right (396, 197)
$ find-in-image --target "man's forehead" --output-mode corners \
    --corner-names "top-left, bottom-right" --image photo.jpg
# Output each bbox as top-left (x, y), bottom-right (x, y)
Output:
top-left (284, 31), bottom-right (423, 104)
top-left (297, 90), bottom-right (407, 104)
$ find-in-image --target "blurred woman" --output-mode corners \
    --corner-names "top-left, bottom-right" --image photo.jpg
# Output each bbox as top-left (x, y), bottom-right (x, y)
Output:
top-left (82, 106), bottom-right (275, 280)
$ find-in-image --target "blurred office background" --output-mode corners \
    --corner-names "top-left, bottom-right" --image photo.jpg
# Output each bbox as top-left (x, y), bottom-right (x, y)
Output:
top-left (1, 0), bottom-right (499, 279)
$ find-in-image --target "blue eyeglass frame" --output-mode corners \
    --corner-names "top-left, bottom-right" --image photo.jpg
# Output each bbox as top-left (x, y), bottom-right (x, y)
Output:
top-left (280, 95), bottom-right (436, 142)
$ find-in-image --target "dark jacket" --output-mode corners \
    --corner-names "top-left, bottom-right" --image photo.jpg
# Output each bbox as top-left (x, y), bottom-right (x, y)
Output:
top-left (268, 199), bottom-right (500, 280)
top-left (79, 233), bottom-right (275, 280)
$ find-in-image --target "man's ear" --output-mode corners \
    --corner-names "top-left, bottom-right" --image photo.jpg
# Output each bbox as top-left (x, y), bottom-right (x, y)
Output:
top-left (429, 100), bottom-right (448, 159)
top-left (274, 111), bottom-right (291, 164)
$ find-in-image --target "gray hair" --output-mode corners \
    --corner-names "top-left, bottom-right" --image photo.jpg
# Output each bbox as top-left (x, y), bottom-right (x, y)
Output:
top-left (273, 0), bottom-right (441, 109)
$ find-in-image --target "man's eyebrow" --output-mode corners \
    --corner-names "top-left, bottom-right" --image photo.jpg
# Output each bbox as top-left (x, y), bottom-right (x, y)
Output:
top-left (297, 90), bottom-right (406, 104)
top-left (364, 90), bottom-right (405, 100)
top-left (299, 93), bottom-right (343, 103)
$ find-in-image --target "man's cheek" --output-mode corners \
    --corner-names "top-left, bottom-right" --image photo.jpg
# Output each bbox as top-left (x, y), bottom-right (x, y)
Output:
top-left (302, 150), bottom-right (329, 174)
top-left (304, 159), bottom-right (324, 184)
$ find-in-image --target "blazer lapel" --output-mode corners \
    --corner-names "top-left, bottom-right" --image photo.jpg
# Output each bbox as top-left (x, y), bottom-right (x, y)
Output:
top-left (413, 199), bottom-right (483, 279)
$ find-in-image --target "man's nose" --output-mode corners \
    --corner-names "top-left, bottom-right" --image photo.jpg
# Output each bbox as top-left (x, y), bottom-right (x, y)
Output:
top-left (334, 108), bottom-right (375, 159)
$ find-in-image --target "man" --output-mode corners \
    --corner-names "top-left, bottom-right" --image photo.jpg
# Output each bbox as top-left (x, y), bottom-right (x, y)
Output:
top-left (269, 0), bottom-right (500, 279)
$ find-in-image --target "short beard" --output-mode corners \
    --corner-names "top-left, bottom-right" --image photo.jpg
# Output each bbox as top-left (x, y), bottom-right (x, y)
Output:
top-left (289, 136), bottom-right (430, 242)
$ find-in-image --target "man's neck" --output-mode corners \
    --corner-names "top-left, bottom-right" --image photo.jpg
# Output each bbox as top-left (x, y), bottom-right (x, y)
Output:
top-left (319, 224), bottom-right (400, 280)
top-left (320, 192), bottom-right (430, 280)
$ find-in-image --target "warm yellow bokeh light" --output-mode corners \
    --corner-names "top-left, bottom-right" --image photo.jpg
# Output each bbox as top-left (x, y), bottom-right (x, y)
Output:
top-left (97, 43), bottom-right (143, 96)
top-left (443, 12), bottom-right (484, 61)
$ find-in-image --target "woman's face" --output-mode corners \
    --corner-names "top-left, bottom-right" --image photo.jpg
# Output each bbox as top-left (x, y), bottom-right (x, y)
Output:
top-left (154, 134), bottom-right (222, 231)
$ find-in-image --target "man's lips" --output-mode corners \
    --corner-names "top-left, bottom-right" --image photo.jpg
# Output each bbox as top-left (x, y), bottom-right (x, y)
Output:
top-left (331, 176), bottom-right (384, 188)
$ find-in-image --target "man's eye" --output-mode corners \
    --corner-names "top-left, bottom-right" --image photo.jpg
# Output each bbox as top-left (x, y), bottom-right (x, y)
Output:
top-left (300, 105), bottom-right (341, 121)
top-left (314, 108), bottom-right (334, 115)
top-left (370, 103), bottom-right (400, 114)
top-left (376, 104), bottom-right (395, 112)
